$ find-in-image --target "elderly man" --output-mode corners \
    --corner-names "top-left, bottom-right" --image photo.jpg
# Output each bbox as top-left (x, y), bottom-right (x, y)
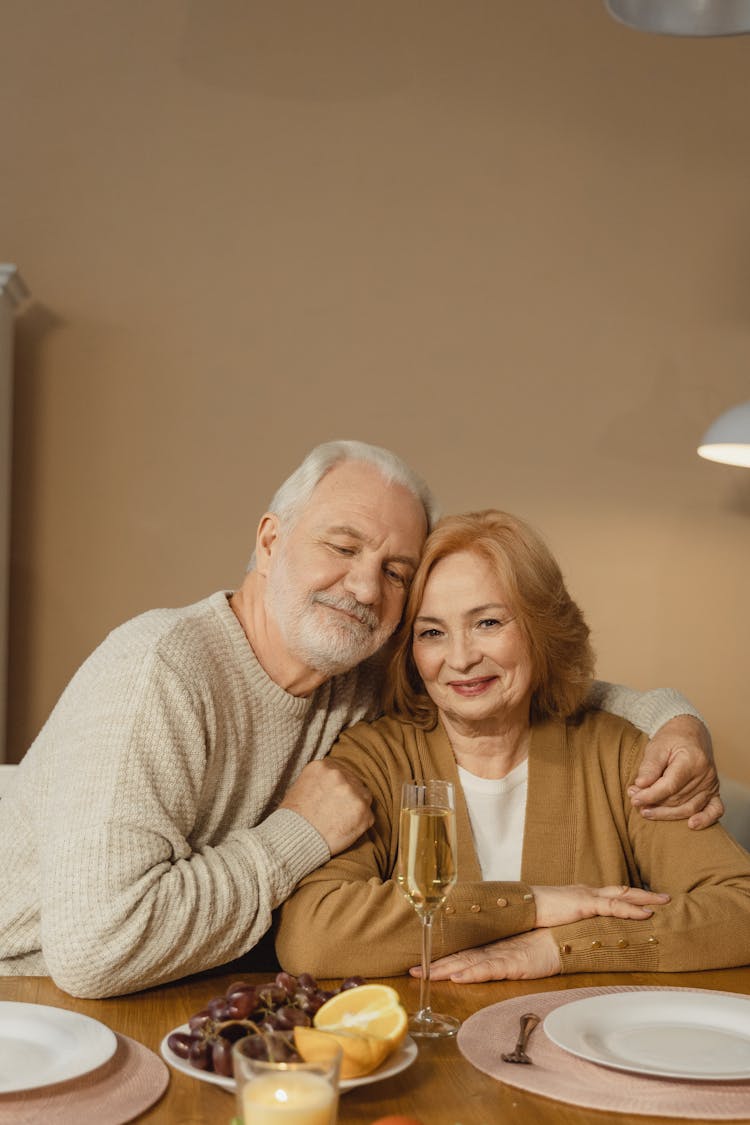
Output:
top-left (0, 440), bottom-right (717, 997)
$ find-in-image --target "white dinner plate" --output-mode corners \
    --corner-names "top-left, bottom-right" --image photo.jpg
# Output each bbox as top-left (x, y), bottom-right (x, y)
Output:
top-left (160, 1024), bottom-right (418, 1093)
top-left (544, 990), bottom-right (750, 1081)
top-left (0, 1001), bottom-right (118, 1093)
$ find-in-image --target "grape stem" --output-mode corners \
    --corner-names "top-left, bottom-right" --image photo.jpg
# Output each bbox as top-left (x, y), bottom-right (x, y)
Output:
top-left (213, 1019), bottom-right (291, 1063)
top-left (213, 1018), bottom-right (263, 1038)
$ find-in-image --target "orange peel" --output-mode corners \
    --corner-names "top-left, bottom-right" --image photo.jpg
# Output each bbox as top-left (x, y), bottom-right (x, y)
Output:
top-left (293, 1025), bottom-right (391, 1079)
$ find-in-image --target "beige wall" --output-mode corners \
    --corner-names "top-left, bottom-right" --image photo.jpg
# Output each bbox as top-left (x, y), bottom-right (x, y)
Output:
top-left (1, 1), bottom-right (749, 780)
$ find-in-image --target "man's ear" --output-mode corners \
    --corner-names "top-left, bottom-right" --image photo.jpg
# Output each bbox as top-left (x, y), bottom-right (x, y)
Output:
top-left (254, 513), bottom-right (281, 576)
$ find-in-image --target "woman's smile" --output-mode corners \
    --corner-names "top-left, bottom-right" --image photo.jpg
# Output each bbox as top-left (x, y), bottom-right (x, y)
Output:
top-left (447, 676), bottom-right (497, 697)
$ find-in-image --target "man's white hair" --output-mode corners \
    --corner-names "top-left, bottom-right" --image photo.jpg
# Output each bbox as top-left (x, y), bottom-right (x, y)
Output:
top-left (248, 439), bottom-right (439, 570)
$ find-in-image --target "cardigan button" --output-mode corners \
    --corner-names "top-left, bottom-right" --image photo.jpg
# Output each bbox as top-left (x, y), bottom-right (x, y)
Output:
top-left (496, 897), bottom-right (507, 908)
top-left (470, 903), bottom-right (481, 913)
top-left (590, 940), bottom-right (602, 949)
top-left (522, 893), bottom-right (534, 902)
top-left (444, 905), bottom-right (455, 915)
top-left (647, 935), bottom-right (659, 945)
top-left (617, 938), bottom-right (629, 948)
top-left (560, 943), bottom-right (572, 954)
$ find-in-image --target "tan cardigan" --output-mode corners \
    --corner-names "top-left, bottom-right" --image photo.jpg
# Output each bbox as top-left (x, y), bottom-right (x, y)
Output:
top-left (276, 710), bottom-right (750, 978)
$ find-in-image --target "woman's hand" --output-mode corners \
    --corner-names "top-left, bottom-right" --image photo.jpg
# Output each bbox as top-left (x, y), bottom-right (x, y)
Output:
top-left (414, 929), bottom-right (561, 983)
top-left (531, 883), bottom-right (669, 928)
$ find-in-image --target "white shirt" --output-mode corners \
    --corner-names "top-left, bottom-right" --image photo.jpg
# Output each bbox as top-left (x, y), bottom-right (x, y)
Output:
top-left (457, 757), bottom-right (528, 880)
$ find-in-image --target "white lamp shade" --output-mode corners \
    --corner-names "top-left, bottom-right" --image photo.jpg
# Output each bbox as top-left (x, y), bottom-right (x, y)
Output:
top-left (605, 0), bottom-right (750, 36)
top-left (697, 401), bottom-right (750, 467)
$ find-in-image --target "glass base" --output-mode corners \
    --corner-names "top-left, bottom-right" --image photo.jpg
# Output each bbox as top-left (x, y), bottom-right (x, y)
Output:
top-left (408, 1010), bottom-right (460, 1039)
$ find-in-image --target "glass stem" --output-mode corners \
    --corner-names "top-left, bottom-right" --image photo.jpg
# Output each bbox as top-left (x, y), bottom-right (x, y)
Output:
top-left (418, 913), bottom-right (434, 1019)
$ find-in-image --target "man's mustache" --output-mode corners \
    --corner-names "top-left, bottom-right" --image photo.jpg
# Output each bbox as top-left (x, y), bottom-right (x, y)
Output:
top-left (311, 593), bottom-right (379, 632)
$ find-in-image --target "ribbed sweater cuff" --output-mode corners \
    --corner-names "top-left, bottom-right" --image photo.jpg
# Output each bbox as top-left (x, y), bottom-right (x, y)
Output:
top-left (254, 808), bottom-right (331, 891)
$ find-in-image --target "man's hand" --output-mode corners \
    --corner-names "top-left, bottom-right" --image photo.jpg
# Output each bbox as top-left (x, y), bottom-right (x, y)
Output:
top-left (531, 884), bottom-right (669, 928)
top-left (629, 715), bottom-right (723, 830)
top-left (279, 760), bottom-right (374, 855)
top-left (412, 929), bottom-right (561, 983)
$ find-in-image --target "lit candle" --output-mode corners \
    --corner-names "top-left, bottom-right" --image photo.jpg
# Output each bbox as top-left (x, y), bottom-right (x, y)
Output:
top-left (241, 1070), bottom-right (336, 1125)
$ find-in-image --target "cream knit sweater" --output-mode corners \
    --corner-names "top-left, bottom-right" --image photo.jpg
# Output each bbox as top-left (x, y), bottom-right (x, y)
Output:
top-left (0, 592), bottom-right (381, 997)
top-left (0, 590), bottom-right (699, 997)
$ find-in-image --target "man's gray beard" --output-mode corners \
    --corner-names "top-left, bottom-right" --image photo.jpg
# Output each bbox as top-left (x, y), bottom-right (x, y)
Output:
top-left (289, 610), bottom-right (382, 676)
top-left (266, 559), bottom-right (390, 677)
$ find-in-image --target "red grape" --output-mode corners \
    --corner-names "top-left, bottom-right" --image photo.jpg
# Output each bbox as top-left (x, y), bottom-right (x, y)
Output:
top-left (188, 1008), bottom-right (212, 1032)
top-left (275, 971), bottom-right (298, 996)
top-left (174, 971), bottom-right (369, 1078)
top-left (188, 1037), bottom-right (213, 1071)
top-left (212, 1037), bottom-right (234, 1077)
top-left (226, 991), bottom-right (256, 1020)
top-left (167, 1032), bottom-right (193, 1059)
top-left (341, 976), bottom-right (366, 990)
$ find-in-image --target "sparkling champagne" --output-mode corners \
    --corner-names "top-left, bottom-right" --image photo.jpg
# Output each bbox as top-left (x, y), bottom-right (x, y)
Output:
top-left (397, 805), bottom-right (457, 918)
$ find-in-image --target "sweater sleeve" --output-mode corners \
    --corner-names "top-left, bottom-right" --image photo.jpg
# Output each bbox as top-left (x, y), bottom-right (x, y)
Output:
top-left (586, 680), bottom-right (705, 737)
top-left (275, 726), bottom-right (537, 978)
top-left (550, 734), bottom-right (750, 974)
top-left (37, 651), bottom-right (330, 998)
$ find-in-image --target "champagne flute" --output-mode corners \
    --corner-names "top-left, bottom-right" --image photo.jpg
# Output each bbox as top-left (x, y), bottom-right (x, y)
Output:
top-left (396, 779), bottom-right (460, 1038)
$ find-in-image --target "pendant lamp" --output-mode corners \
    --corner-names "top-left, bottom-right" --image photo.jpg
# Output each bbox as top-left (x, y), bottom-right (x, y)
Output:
top-left (605, 0), bottom-right (750, 36)
top-left (697, 402), bottom-right (750, 467)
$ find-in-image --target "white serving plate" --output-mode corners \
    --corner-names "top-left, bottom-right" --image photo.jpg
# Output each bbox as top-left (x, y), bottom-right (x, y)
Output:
top-left (160, 1024), bottom-right (417, 1093)
top-left (544, 990), bottom-right (750, 1081)
top-left (0, 1001), bottom-right (118, 1093)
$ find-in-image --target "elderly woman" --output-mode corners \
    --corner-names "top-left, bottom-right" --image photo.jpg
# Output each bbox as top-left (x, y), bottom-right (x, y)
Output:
top-left (276, 511), bottom-right (750, 982)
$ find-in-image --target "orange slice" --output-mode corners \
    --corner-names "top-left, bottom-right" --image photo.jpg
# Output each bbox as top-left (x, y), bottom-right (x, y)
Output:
top-left (313, 984), bottom-right (408, 1048)
top-left (293, 1026), bottom-right (391, 1079)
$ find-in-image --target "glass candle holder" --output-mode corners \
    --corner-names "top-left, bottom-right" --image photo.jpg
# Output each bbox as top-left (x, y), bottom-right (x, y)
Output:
top-left (233, 1035), bottom-right (342, 1125)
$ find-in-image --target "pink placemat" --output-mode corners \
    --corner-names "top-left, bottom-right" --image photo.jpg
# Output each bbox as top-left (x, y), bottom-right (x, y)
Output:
top-left (0, 1033), bottom-right (169, 1125)
top-left (457, 986), bottom-right (750, 1120)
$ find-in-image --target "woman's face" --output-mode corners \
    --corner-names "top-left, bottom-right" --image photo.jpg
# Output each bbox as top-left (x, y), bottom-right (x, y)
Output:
top-left (412, 549), bottom-right (535, 731)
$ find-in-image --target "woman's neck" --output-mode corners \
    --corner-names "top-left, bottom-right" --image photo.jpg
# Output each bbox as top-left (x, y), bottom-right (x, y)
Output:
top-left (441, 711), bottom-right (531, 779)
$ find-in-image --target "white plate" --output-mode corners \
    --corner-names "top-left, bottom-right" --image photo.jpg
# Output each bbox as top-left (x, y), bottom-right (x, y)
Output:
top-left (544, 990), bottom-right (750, 1081)
top-left (160, 1024), bottom-right (418, 1093)
top-left (0, 1001), bottom-right (118, 1093)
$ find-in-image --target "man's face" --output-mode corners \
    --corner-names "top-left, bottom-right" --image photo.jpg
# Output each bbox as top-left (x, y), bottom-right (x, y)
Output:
top-left (264, 461), bottom-right (428, 676)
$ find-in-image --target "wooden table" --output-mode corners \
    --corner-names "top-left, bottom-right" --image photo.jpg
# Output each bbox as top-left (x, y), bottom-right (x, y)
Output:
top-left (4, 967), bottom-right (750, 1124)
